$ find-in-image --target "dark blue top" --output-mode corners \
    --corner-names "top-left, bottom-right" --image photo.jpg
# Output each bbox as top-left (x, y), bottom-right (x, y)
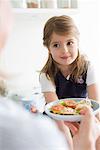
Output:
top-left (54, 71), bottom-right (87, 99)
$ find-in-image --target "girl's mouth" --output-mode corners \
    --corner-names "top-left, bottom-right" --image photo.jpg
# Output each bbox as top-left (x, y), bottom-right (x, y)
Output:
top-left (60, 56), bottom-right (70, 59)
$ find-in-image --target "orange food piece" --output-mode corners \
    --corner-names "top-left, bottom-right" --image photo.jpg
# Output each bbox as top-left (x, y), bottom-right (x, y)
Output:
top-left (51, 104), bottom-right (65, 111)
top-left (64, 100), bottom-right (77, 108)
top-left (51, 104), bottom-right (75, 115)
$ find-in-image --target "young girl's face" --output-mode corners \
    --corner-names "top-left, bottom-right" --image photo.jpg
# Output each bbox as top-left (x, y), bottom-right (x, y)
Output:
top-left (49, 32), bottom-right (78, 67)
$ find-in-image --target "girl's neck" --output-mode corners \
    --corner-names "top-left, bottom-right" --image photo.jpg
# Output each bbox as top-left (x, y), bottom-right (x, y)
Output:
top-left (58, 65), bottom-right (71, 77)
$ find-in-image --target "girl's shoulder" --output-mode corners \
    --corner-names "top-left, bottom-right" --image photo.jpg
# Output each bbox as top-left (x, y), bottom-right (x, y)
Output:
top-left (87, 62), bottom-right (95, 72)
top-left (86, 62), bottom-right (96, 86)
top-left (40, 72), bottom-right (48, 81)
top-left (39, 73), bottom-right (56, 92)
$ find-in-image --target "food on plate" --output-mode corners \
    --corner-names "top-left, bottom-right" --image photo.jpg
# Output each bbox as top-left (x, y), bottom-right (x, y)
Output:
top-left (61, 99), bottom-right (77, 108)
top-left (50, 104), bottom-right (76, 115)
top-left (45, 98), bottom-right (100, 121)
top-left (50, 99), bottom-right (93, 115)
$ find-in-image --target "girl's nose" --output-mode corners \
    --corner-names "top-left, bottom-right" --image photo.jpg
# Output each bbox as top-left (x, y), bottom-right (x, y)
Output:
top-left (62, 45), bottom-right (69, 53)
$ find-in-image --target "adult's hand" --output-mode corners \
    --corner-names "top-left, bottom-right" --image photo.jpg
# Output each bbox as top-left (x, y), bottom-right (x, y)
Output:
top-left (64, 107), bottom-right (100, 150)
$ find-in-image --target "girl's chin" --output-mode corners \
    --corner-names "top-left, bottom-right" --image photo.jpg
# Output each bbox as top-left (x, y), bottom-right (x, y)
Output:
top-left (59, 61), bottom-right (73, 65)
top-left (57, 63), bottom-right (72, 66)
top-left (55, 59), bottom-right (74, 66)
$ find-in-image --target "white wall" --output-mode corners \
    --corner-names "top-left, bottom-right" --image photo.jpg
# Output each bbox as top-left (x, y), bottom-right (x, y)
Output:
top-left (0, 0), bottom-right (99, 96)
top-left (78, 0), bottom-right (100, 92)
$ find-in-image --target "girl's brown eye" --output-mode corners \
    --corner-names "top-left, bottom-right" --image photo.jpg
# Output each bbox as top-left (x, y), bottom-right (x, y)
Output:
top-left (67, 41), bottom-right (73, 45)
top-left (53, 44), bottom-right (60, 48)
top-left (54, 44), bottom-right (58, 47)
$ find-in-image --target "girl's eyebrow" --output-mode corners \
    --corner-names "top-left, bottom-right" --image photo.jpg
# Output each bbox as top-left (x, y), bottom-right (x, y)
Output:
top-left (50, 37), bottom-right (76, 44)
top-left (66, 38), bottom-right (75, 41)
top-left (67, 38), bottom-right (75, 41)
top-left (51, 39), bottom-right (74, 44)
top-left (50, 41), bottom-right (60, 44)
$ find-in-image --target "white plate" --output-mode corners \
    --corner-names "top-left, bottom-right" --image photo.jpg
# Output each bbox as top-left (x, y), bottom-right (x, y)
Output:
top-left (44, 98), bottom-right (100, 122)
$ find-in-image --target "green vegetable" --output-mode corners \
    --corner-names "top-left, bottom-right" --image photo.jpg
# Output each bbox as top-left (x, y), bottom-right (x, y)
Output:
top-left (59, 101), bottom-right (65, 106)
top-left (75, 110), bottom-right (80, 114)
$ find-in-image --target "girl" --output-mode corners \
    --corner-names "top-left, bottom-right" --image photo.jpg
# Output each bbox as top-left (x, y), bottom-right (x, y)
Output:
top-left (40, 15), bottom-right (99, 105)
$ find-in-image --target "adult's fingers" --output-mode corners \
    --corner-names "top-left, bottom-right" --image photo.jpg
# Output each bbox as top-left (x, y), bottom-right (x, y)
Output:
top-left (64, 121), bottom-right (79, 129)
top-left (64, 122), bottom-right (79, 136)
top-left (79, 107), bottom-right (96, 141)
